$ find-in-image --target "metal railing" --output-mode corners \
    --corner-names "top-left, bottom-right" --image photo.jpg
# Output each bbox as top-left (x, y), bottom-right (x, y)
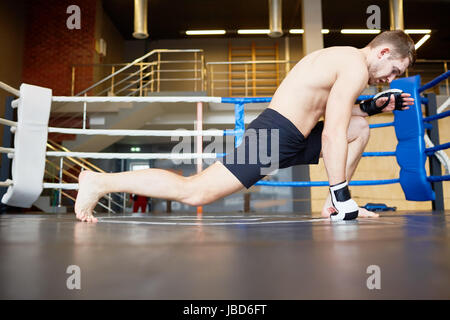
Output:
top-left (71, 49), bottom-right (206, 97)
top-left (207, 60), bottom-right (295, 97)
top-left (45, 140), bottom-right (128, 213)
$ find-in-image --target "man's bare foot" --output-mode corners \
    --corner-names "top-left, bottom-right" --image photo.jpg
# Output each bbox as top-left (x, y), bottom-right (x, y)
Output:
top-left (357, 207), bottom-right (380, 218)
top-left (75, 170), bottom-right (104, 223)
top-left (321, 206), bottom-right (380, 219)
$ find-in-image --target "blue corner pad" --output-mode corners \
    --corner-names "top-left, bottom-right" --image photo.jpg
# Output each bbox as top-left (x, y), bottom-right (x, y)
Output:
top-left (391, 75), bottom-right (435, 201)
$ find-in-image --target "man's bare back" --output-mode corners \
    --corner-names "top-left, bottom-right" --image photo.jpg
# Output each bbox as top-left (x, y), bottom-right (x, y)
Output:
top-left (269, 46), bottom-right (368, 137)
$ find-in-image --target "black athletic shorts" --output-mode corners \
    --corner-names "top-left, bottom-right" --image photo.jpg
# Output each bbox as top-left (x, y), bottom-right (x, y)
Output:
top-left (221, 108), bottom-right (324, 188)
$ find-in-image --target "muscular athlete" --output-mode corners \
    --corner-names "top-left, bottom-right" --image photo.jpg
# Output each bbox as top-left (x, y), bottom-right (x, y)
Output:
top-left (75, 30), bottom-right (416, 223)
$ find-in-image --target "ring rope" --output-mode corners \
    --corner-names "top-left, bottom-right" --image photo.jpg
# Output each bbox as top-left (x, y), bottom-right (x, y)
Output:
top-left (46, 127), bottom-right (399, 138)
top-left (256, 178), bottom-right (400, 187)
top-left (0, 179), bottom-right (13, 187)
top-left (369, 122), bottom-right (394, 129)
top-left (422, 109), bottom-right (450, 122)
top-left (46, 151), bottom-right (218, 160)
top-left (0, 147), bottom-right (14, 154)
top-left (362, 151), bottom-right (396, 157)
top-left (0, 81), bottom-right (20, 97)
top-left (47, 127), bottom-right (226, 137)
top-left (43, 183), bottom-right (78, 190)
top-left (427, 175), bottom-right (450, 182)
top-left (425, 142), bottom-right (450, 155)
top-left (418, 70), bottom-right (450, 93)
top-left (26, 175), bottom-right (450, 190)
top-left (0, 117), bottom-right (17, 127)
top-left (52, 96), bottom-right (223, 103)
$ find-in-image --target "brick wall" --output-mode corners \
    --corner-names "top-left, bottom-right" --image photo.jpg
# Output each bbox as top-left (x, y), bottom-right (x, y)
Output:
top-left (22, 0), bottom-right (97, 96)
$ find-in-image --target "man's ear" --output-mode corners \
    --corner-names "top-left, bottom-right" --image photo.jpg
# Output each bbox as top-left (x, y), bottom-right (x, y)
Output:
top-left (378, 47), bottom-right (390, 59)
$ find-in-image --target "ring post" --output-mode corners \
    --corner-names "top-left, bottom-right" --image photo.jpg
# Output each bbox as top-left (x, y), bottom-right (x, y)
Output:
top-left (424, 92), bottom-right (444, 211)
top-left (234, 102), bottom-right (245, 147)
top-left (1, 84), bottom-right (52, 208)
top-left (58, 157), bottom-right (63, 207)
top-left (196, 102), bottom-right (203, 215)
top-left (390, 75), bottom-right (435, 201)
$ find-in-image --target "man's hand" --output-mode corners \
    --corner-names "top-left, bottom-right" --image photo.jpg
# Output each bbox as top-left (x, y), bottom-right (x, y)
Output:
top-left (360, 89), bottom-right (415, 116)
top-left (377, 92), bottom-right (415, 112)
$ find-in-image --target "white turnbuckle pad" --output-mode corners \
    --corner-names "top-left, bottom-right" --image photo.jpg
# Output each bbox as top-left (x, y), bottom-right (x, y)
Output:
top-left (2, 84), bottom-right (52, 207)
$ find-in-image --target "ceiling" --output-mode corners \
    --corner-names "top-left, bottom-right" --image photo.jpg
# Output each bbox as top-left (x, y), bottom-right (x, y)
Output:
top-left (102, 0), bottom-right (450, 59)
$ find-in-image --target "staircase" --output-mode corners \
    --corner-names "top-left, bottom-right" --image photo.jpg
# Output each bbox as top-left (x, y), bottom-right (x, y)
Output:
top-left (39, 140), bottom-right (126, 214)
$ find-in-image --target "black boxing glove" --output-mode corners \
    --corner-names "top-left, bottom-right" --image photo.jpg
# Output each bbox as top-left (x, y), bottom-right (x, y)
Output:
top-left (359, 89), bottom-right (405, 116)
top-left (329, 180), bottom-right (359, 221)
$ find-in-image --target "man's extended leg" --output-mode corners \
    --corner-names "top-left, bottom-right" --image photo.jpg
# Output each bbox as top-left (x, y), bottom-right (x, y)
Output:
top-left (75, 161), bottom-right (244, 222)
top-left (321, 116), bottom-right (379, 218)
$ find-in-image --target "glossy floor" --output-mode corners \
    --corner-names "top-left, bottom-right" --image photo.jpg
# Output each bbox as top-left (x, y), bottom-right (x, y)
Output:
top-left (1, 211), bottom-right (449, 299)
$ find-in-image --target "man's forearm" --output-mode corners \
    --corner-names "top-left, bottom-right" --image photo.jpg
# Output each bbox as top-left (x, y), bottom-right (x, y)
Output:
top-left (321, 131), bottom-right (348, 185)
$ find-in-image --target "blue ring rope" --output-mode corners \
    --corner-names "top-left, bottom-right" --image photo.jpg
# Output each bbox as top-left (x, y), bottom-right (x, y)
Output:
top-left (425, 142), bottom-right (450, 155)
top-left (221, 97), bottom-right (272, 104)
top-left (255, 178), bottom-right (400, 187)
top-left (215, 151), bottom-right (396, 158)
top-left (418, 70), bottom-right (450, 93)
top-left (422, 110), bottom-right (450, 122)
top-left (356, 95), bottom-right (375, 102)
top-left (369, 122), bottom-right (394, 128)
top-left (363, 151), bottom-right (396, 157)
top-left (221, 95), bottom-right (375, 104)
top-left (427, 175), bottom-right (450, 182)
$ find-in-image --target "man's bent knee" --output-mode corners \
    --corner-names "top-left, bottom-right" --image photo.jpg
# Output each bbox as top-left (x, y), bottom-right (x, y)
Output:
top-left (349, 116), bottom-right (370, 142)
top-left (180, 176), bottom-right (218, 206)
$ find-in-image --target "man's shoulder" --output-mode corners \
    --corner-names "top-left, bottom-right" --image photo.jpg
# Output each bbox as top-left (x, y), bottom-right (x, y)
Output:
top-left (328, 46), bottom-right (365, 65)
top-left (329, 47), bottom-right (368, 78)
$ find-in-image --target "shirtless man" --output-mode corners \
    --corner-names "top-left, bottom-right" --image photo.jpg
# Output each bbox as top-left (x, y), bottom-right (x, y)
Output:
top-left (75, 30), bottom-right (416, 223)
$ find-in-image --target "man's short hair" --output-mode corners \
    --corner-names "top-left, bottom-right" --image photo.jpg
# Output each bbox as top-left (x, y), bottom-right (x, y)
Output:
top-left (368, 30), bottom-right (416, 67)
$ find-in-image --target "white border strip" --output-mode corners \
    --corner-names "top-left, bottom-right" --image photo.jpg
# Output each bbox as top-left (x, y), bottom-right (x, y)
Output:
top-left (46, 151), bottom-right (218, 160)
top-left (97, 217), bottom-right (329, 226)
top-left (48, 127), bottom-right (225, 137)
top-left (52, 96), bottom-right (222, 103)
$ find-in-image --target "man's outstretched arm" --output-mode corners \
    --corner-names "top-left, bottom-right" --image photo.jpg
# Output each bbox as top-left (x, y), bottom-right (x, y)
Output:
top-left (322, 63), bottom-right (368, 221)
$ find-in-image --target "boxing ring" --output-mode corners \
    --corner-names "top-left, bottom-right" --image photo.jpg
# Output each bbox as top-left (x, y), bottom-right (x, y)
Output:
top-left (0, 71), bottom-right (449, 212)
top-left (1, 75), bottom-right (450, 300)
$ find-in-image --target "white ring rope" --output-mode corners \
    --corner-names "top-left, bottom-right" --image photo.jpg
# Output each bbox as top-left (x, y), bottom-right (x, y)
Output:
top-left (437, 96), bottom-right (450, 114)
top-left (0, 179), bottom-right (13, 187)
top-left (52, 96), bottom-right (222, 103)
top-left (1, 182), bottom-right (78, 190)
top-left (43, 183), bottom-right (78, 190)
top-left (0, 117), bottom-right (17, 127)
top-left (47, 127), bottom-right (225, 137)
top-left (0, 81), bottom-right (20, 97)
top-left (424, 135), bottom-right (450, 174)
top-left (46, 151), bottom-right (218, 160)
top-left (0, 147), bottom-right (14, 154)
